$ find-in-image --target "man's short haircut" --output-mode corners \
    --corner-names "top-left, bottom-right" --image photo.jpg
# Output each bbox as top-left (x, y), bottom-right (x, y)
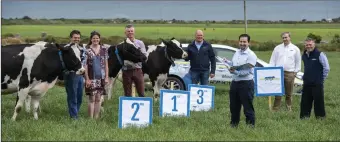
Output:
top-left (239, 34), bottom-right (250, 42)
top-left (281, 32), bottom-right (291, 37)
top-left (69, 30), bottom-right (81, 38)
top-left (305, 37), bottom-right (315, 42)
top-left (125, 24), bottom-right (134, 29)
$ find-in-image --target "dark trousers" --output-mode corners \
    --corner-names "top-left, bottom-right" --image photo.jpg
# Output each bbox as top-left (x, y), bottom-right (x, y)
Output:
top-left (122, 68), bottom-right (145, 97)
top-left (300, 83), bottom-right (326, 119)
top-left (190, 70), bottom-right (210, 85)
top-left (64, 72), bottom-right (84, 118)
top-left (229, 80), bottom-right (255, 126)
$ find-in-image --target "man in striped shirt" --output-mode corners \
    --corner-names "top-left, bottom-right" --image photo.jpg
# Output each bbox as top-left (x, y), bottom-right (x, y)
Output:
top-left (269, 32), bottom-right (301, 111)
top-left (121, 24), bottom-right (148, 97)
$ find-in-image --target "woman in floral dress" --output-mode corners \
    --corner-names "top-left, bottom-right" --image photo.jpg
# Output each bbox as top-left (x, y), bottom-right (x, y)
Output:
top-left (84, 31), bottom-right (109, 119)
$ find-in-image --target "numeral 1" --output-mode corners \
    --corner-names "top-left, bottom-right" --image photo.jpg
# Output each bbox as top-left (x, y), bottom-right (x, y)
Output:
top-left (171, 95), bottom-right (178, 112)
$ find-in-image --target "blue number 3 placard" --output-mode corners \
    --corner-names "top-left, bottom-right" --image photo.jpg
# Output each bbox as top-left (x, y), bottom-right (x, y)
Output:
top-left (188, 84), bottom-right (215, 111)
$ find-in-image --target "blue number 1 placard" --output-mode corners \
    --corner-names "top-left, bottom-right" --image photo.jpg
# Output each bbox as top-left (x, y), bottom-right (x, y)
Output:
top-left (159, 89), bottom-right (190, 117)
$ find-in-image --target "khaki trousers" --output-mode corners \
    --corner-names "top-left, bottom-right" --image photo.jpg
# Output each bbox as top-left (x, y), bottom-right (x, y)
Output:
top-left (273, 71), bottom-right (295, 111)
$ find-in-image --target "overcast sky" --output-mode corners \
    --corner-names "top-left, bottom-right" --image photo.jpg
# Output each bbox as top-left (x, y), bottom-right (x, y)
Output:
top-left (2, 1), bottom-right (339, 21)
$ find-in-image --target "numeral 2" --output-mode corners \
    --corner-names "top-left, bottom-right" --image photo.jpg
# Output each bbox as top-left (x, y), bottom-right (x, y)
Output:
top-left (131, 103), bottom-right (140, 121)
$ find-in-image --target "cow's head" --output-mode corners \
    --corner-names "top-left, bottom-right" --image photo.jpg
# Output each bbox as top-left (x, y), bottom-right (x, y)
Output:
top-left (107, 38), bottom-right (146, 77)
top-left (120, 38), bottom-right (147, 63)
top-left (109, 38), bottom-right (146, 63)
top-left (161, 37), bottom-right (188, 59)
top-left (56, 43), bottom-right (85, 74)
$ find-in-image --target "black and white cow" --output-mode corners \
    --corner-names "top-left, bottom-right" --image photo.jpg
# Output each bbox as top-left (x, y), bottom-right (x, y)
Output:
top-left (106, 37), bottom-right (188, 100)
top-left (1, 41), bottom-right (85, 121)
top-left (104, 38), bottom-right (148, 101)
top-left (142, 38), bottom-right (188, 100)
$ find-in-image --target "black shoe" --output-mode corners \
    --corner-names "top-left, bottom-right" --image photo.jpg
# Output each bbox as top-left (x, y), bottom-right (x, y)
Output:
top-left (300, 116), bottom-right (310, 120)
top-left (316, 116), bottom-right (325, 120)
top-left (230, 123), bottom-right (238, 128)
top-left (247, 124), bottom-right (255, 128)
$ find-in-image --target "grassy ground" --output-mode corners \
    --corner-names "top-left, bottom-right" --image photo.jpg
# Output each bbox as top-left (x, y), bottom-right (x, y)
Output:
top-left (2, 24), bottom-right (340, 43)
top-left (1, 51), bottom-right (340, 141)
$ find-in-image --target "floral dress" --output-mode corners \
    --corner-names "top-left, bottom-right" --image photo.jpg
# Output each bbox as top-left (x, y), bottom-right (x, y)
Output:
top-left (84, 46), bottom-right (109, 96)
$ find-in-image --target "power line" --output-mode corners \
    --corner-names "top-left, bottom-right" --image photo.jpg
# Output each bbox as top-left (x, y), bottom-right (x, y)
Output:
top-left (244, 0), bottom-right (247, 34)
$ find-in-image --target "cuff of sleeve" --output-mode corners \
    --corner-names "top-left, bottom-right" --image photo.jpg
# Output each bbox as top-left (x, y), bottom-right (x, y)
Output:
top-left (231, 70), bottom-right (239, 75)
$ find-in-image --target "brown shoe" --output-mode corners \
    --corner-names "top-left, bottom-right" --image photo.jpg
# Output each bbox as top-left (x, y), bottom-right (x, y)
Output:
top-left (272, 106), bottom-right (279, 112)
top-left (287, 105), bottom-right (292, 111)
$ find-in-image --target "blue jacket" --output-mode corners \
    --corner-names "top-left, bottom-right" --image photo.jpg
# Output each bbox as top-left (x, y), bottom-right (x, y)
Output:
top-left (185, 40), bottom-right (216, 74)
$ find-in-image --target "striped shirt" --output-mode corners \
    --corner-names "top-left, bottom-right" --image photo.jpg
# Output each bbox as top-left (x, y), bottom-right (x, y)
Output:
top-left (122, 39), bottom-right (148, 70)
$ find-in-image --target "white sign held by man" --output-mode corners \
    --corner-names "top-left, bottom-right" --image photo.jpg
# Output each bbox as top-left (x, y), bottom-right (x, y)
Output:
top-left (254, 67), bottom-right (285, 96)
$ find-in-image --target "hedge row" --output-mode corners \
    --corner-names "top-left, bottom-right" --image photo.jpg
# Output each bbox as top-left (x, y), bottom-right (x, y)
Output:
top-left (2, 34), bottom-right (340, 52)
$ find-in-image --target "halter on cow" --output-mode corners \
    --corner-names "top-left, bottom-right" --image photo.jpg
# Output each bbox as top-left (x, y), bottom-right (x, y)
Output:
top-left (1, 41), bottom-right (85, 121)
top-left (105, 37), bottom-right (188, 101)
top-left (142, 38), bottom-right (188, 100)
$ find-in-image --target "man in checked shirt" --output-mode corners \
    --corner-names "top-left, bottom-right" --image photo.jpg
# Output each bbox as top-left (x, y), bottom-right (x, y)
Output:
top-left (63, 30), bottom-right (86, 119)
top-left (269, 32), bottom-right (302, 111)
top-left (300, 38), bottom-right (330, 120)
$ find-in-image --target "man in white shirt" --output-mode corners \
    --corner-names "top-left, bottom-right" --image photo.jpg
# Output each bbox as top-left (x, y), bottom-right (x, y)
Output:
top-left (228, 34), bottom-right (257, 128)
top-left (269, 32), bottom-right (301, 111)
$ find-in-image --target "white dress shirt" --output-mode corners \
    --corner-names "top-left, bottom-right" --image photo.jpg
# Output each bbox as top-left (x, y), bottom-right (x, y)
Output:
top-left (230, 47), bottom-right (257, 81)
top-left (269, 43), bottom-right (301, 72)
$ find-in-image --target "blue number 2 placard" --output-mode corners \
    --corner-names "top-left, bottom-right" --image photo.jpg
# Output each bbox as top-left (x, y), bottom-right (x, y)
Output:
top-left (118, 97), bottom-right (153, 128)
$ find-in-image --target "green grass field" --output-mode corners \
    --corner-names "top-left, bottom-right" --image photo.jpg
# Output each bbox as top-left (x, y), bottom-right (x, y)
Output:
top-left (2, 51), bottom-right (340, 141)
top-left (2, 24), bottom-right (340, 43)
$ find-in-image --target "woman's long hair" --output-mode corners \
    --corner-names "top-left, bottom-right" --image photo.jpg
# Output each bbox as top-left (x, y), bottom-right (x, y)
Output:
top-left (86, 31), bottom-right (103, 48)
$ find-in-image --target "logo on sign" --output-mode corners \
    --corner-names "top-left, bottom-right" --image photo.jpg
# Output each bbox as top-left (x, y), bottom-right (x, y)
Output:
top-left (260, 76), bottom-right (280, 81)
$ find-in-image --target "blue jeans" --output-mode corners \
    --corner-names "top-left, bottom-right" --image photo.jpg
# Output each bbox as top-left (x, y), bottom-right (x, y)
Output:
top-left (64, 72), bottom-right (84, 119)
top-left (190, 70), bottom-right (210, 85)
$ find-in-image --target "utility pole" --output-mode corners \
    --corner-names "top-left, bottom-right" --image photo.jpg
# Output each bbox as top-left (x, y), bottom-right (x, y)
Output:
top-left (244, 0), bottom-right (247, 34)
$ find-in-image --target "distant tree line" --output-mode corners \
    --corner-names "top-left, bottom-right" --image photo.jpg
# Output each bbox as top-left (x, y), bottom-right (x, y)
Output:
top-left (2, 32), bottom-right (340, 52)
top-left (2, 16), bottom-right (340, 25)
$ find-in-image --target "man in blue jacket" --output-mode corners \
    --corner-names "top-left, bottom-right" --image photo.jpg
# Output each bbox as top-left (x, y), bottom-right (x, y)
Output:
top-left (300, 38), bottom-right (330, 120)
top-left (185, 30), bottom-right (216, 85)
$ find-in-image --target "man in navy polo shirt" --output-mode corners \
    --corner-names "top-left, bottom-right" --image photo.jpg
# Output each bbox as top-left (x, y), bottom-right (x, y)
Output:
top-left (185, 30), bottom-right (216, 85)
top-left (300, 38), bottom-right (330, 119)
